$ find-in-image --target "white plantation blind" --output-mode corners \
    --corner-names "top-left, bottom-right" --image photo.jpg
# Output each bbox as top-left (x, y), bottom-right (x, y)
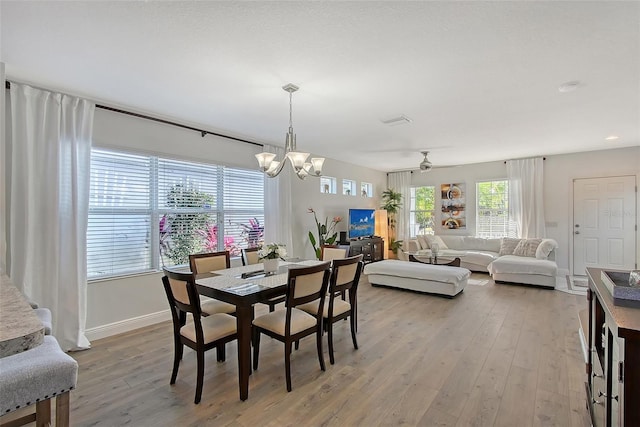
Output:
top-left (476, 180), bottom-right (515, 238)
top-left (88, 148), bottom-right (264, 279)
top-left (409, 186), bottom-right (435, 237)
top-left (88, 150), bottom-right (152, 278)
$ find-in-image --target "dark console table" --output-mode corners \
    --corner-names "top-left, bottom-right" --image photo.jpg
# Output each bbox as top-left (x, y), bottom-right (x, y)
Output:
top-left (585, 267), bottom-right (640, 427)
top-left (345, 237), bottom-right (384, 263)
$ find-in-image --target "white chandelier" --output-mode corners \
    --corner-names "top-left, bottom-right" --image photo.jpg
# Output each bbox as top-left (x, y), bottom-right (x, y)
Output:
top-left (255, 83), bottom-right (325, 180)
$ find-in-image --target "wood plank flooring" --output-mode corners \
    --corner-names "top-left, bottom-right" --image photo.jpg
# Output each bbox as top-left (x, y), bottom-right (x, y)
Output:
top-left (55, 274), bottom-right (593, 426)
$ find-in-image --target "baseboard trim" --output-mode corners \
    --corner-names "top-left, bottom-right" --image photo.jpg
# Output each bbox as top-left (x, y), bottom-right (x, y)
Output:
top-left (85, 310), bottom-right (171, 341)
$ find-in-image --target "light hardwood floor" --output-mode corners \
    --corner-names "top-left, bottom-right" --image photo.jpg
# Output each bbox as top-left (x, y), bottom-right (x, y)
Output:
top-left (66, 273), bottom-right (590, 426)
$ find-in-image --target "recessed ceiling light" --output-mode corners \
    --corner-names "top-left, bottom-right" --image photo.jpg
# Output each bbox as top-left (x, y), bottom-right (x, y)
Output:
top-left (605, 135), bottom-right (619, 141)
top-left (558, 80), bottom-right (582, 93)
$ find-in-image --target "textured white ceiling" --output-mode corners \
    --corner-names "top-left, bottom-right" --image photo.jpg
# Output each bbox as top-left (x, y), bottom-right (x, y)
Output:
top-left (2, 1), bottom-right (639, 171)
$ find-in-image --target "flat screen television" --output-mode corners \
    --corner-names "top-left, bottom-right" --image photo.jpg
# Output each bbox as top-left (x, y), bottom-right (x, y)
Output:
top-left (348, 208), bottom-right (375, 239)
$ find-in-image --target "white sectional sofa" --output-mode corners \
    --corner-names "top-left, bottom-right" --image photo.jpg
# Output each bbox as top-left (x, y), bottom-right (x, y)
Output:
top-left (403, 235), bottom-right (501, 272)
top-left (402, 235), bottom-right (558, 288)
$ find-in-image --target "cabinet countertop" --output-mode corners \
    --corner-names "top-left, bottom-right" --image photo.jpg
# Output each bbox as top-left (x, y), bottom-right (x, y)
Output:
top-left (0, 275), bottom-right (45, 358)
top-left (587, 267), bottom-right (640, 339)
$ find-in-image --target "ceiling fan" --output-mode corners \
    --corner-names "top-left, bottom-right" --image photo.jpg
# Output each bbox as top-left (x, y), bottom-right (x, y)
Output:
top-left (419, 150), bottom-right (433, 172)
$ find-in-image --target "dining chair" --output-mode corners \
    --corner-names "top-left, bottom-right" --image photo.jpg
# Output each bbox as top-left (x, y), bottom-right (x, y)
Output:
top-left (298, 255), bottom-right (363, 364)
top-left (188, 251), bottom-right (236, 315)
top-left (242, 247), bottom-right (285, 312)
top-left (321, 245), bottom-right (348, 261)
top-left (162, 268), bottom-right (238, 404)
top-left (251, 261), bottom-right (331, 392)
top-left (321, 244), bottom-right (349, 301)
top-left (241, 247), bottom-right (260, 266)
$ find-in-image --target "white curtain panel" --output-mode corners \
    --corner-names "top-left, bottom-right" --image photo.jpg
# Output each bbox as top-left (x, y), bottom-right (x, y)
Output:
top-left (263, 144), bottom-right (293, 250)
top-left (507, 157), bottom-right (546, 238)
top-left (387, 171), bottom-right (412, 244)
top-left (0, 63), bottom-right (6, 274)
top-left (9, 83), bottom-right (94, 351)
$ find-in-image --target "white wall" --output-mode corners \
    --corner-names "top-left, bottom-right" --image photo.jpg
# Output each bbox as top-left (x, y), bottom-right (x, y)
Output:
top-left (289, 158), bottom-right (387, 260)
top-left (410, 146), bottom-right (640, 273)
top-left (86, 108), bottom-right (386, 337)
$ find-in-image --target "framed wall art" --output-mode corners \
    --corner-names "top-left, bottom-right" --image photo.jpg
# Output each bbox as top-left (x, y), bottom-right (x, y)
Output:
top-left (441, 183), bottom-right (466, 229)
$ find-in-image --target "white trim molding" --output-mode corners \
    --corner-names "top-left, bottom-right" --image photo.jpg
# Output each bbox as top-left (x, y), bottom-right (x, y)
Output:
top-left (85, 309), bottom-right (172, 341)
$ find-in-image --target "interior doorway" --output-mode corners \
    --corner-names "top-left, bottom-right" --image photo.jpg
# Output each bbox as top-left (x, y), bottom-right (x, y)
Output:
top-left (573, 176), bottom-right (637, 275)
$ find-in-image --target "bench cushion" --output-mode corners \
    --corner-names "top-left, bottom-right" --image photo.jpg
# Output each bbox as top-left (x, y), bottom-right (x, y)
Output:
top-left (488, 255), bottom-right (557, 277)
top-left (0, 336), bottom-right (78, 415)
top-left (363, 260), bottom-right (470, 297)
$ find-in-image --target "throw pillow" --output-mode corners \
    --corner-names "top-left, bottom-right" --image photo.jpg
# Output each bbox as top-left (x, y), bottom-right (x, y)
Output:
top-left (425, 234), bottom-right (449, 250)
top-left (513, 238), bottom-right (542, 257)
top-left (498, 238), bottom-right (521, 256)
top-left (536, 239), bottom-right (558, 259)
top-left (416, 235), bottom-right (428, 249)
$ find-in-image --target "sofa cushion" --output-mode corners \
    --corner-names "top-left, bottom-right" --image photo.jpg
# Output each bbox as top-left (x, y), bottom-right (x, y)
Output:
top-left (426, 235), bottom-right (449, 250)
top-left (416, 235), bottom-right (429, 250)
top-left (461, 236), bottom-right (501, 252)
top-left (499, 238), bottom-right (521, 256)
top-left (488, 255), bottom-right (557, 277)
top-left (513, 238), bottom-right (542, 257)
top-left (536, 239), bottom-right (558, 259)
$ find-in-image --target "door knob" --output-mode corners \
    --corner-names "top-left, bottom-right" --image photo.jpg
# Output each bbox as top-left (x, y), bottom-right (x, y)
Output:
top-left (575, 231), bottom-right (580, 234)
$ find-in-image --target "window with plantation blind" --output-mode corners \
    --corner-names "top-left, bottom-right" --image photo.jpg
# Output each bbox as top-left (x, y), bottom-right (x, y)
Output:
top-left (475, 179), bottom-right (515, 238)
top-left (88, 148), bottom-right (264, 279)
top-left (409, 186), bottom-right (436, 237)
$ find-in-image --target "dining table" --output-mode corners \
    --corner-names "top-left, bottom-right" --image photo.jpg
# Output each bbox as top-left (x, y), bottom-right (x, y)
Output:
top-left (195, 259), bottom-right (324, 401)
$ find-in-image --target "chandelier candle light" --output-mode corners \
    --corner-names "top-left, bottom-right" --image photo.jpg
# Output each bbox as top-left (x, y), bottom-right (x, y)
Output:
top-left (255, 83), bottom-right (325, 180)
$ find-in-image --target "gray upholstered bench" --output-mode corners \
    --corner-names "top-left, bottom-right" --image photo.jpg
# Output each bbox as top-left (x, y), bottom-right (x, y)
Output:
top-left (0, 336), bottom-right (78, 426)
top-left (363, 259), bottom-right (470, 297)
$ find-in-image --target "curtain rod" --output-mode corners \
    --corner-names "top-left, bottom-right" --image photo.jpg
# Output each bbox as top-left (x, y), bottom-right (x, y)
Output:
top-left (504, 157), bottom-right (546, 164)
top-left (5, 80), bottom-right (264, 148)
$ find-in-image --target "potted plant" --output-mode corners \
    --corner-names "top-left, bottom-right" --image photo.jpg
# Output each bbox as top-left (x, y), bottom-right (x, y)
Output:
top-left (381, 188), bottom-right (403, 258)
top-left (258, 243), bottom-right (287, 273)
top-left (308, 208), bottom-right (342, 260)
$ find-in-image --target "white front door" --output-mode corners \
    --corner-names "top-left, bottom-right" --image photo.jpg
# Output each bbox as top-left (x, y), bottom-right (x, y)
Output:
top-left (573, 176), bottom-right (637, 275)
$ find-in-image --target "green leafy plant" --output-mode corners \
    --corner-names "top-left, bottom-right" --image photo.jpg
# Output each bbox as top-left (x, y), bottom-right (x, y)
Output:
top-left (308, 208), bottom-right (342, 260)
top-left (381, 188), bottom-right (403, 254)
top-left (160, 183), bottom-right (214, 265)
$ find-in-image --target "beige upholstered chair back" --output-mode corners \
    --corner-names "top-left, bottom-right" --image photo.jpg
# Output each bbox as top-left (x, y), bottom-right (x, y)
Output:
top-left (321, 247), bottom-right (348, 262)
top-left (242, 247), bottom-right (260, 266)
top-left (189, 251), bottom-right (230, 274)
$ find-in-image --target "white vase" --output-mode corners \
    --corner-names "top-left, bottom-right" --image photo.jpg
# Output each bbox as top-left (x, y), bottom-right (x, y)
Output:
top-left (263, 258), bottom-right (279, 274)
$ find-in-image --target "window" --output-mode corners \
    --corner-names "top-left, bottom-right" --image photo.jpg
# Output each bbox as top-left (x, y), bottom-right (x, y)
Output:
top-left (361, 182), bottom-right (372, 197)
top-left (342, 179), bottom-right (356, 196)
top-left (409, 186), bottom-right (436, 237)
top-left (88, 148), bottom-right (264, 279)
top-left (476, 180), bottom-right (513, 238)
top-left (320, 176), bottom-right (337, 194)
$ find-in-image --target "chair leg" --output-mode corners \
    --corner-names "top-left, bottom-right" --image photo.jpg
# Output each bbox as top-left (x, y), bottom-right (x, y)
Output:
top-left (269, 303), bottom-right (275, 312)
top-left (195, 348), bottom-right (205, 404)
top-left (284, 341), bottom-right (293, 392)
top-left (350, 312), bottom-right (359, 350)
top-left (217, 343), bottom-right (226, 362)
top-left (55, 391), bottom-right (70, 427)
top-left (294, 340), bottom-right (299, 350)
top-left (328, 319), bottom-right (336, 365)
top-left (316, 324), bottom-right (326, 372)
top-left (252, 329), bottom-right (260, 370)
top-left (170, 339), bottom-right (183, 384)
top-left (35, 398), bottom-right (51, 427)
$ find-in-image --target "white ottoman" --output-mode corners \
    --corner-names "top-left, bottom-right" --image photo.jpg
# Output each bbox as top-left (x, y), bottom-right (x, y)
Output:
top-left (363, 260), bottom-right (470, 297)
